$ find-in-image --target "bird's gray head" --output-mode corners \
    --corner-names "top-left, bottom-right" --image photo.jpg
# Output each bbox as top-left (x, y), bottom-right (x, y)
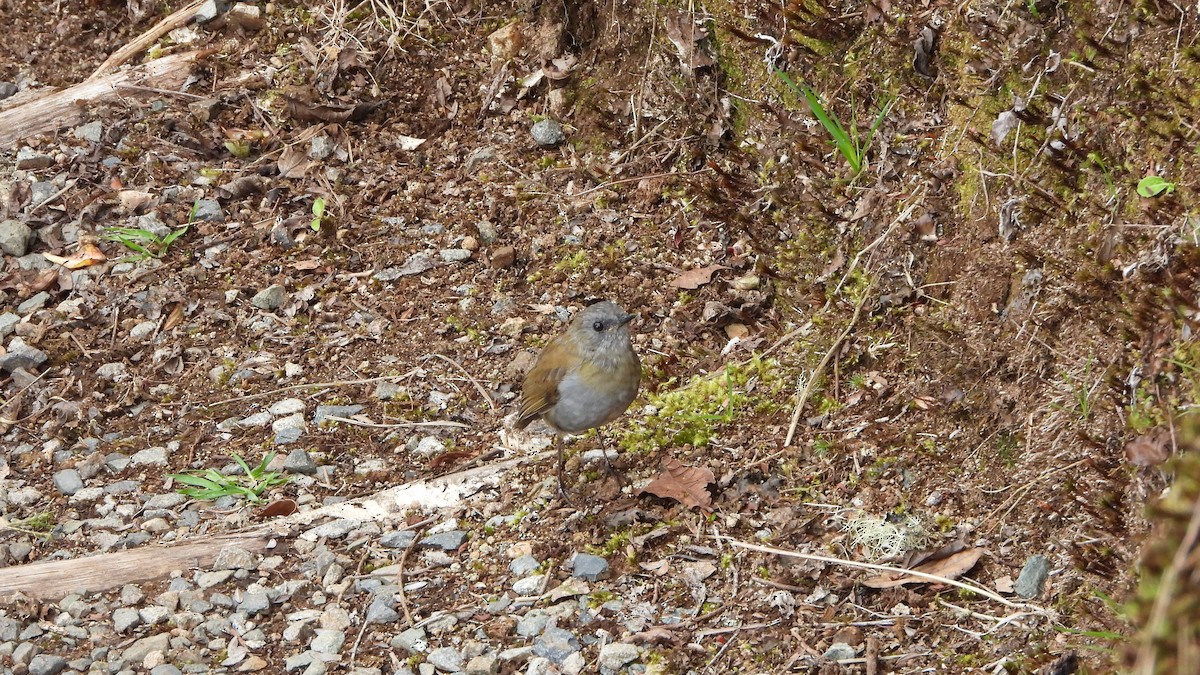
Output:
top-left (567, 300), bottom-right (636, 355)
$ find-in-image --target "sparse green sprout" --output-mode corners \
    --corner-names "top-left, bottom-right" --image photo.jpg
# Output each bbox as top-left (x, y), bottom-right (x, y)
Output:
top-left (311, 197), bottom-right (327, 231)
top-left (1052, 354), bottom-right (1100, 421)
top-left (774, 69), bottom-right (891, 176)
top-left (168, 452), bottom-right (290, 504)
top-left (102, 224), bottom-right (189, 262)
top-left (224, 140), bottom-right (252, 158)
top-left (8, 512), bottom-right (55, 537)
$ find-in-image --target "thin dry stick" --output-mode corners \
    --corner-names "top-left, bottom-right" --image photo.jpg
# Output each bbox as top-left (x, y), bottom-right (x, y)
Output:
top-left (114, 84), bottom-right (206, 99)
top-left (1134, 487), bottom-right (1200, 675)
top-left (90, 0), bottom-right (206, 79)
top-left (718, 537), bottom-right (1050, 613)
top-left (201, 372), bottom-right (419, 409)
top-left (783, 287), bottom-right (872, 447)
top-left (833, 199), bottom-right (919, 296)
top-left (980, 457), bottom-right (1088, 533)
top-left (424, 353), bottom-right (498, 411)
top-left (397, 526), bottom-right (427, 628)
top-left (865, 636), bottom-right (880, 675)
top-left (324, 415), bottom-right (467, 430)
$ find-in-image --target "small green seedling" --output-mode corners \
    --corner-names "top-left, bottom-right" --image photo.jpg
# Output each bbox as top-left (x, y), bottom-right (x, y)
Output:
top-left (311, 197), bottom-right (326, 231)
top-left (102, 225), bottom-right (189, 261)
top-left (1136, 176), bottom-right (1175, 198)
top-left (168, 452), bottom-right (290, 504)
top-left (775, 69), bottom-right (891, 176)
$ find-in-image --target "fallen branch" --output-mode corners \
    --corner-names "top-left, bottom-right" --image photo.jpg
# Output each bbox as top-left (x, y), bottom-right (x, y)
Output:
top-left (0, 50), bottom-right (207, 149)
top-left (90, 0), bottom-right (207, 79)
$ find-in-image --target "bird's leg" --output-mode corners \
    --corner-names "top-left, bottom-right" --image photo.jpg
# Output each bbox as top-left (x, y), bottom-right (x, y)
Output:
top-left (556, 435), bottom-right (574, 504)
top-left (597, 431), bottom-right (626, 489)
top-left (597, 430), bottom-right (615, 475)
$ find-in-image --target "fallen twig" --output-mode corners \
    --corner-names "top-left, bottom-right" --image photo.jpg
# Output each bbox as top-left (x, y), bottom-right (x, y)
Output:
top-left (717, 537), bottom-right (1051, 614)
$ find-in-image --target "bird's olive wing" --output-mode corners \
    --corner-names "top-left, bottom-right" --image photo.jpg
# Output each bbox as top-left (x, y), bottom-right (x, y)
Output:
top-left (515, 368), bottom-right (562, 428)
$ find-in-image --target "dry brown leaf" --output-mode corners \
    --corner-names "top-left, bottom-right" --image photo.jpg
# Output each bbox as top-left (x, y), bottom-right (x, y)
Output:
top-left (1125, 428), bottom-right (1170, 466)
top-left (255, 498), bottom-right (298, 519)
top-left (861, 547), bottom-right (984, 589)
top-left (117, 189), bottom-right (154, 211)
top-left (428, 450), bottom-right (475, 470)
top-left (640, 458), bottom-right (714, 511)
top-left (277, 146), bottom-right (311, 179)
top-left (290, 259), bottom-right (321, 271)
top-left (624, 626), bottom-right (677, 645)
top-left (283, 95), bottom-right (384, 124)
top-left (670, 264), bottom-right (728, 290)
top-left (397, 134), bottom-right (427, 151)
top-left (162, 303), bottom-right (185, 332)
top-left (43, 242), bottom-right (106, 270)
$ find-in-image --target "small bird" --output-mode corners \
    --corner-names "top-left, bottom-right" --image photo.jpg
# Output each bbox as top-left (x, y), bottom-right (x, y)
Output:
top-left (515, 300), bottom-right (641, 495)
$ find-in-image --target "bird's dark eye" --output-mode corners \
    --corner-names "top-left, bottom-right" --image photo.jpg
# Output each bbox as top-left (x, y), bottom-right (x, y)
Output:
top-left (592, 321), bottom-right (604, 332)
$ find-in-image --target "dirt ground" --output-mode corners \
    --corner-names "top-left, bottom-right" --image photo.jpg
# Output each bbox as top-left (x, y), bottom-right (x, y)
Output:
top-left (2, 0), bottom-right (1199, 673)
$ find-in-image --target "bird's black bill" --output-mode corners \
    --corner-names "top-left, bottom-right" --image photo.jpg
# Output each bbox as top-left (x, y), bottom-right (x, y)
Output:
top-left (619, 313), bottom-right (636, 326)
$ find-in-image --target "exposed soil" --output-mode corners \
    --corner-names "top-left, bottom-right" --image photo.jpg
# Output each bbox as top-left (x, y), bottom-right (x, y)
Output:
top-left (2, 0), bottom-right (1199, 673)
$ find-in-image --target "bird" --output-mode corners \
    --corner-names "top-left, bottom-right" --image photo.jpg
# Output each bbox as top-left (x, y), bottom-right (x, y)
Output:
top-left (514, 300), bottom-right (641, 496)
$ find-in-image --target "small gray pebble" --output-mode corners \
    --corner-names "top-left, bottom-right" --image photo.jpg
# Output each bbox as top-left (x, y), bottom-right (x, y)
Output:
top-left (366, 595), bottom-right (400, 624)
top-left (191, 198), bottom-right (224, 222)
top-left (419, 530), bottom-right (468, 551)
top-left (512, 575), bottom-right (544, 596)
top-left (27, 654), bottom-right (67, 675)
top-left (380, 530), bottom-right (417, 549)
top-left (283, 448), bottom-right (318, 474)
top-left (373, 381), bottom-right (403, 400)
top-left (598, 643), bottom-right (640, 674)
top-left (0, 337), bottom-right (48, 372)
top-left (531, 119), bottom-right (566, 147)
top-left (96, 362), bottom-right (129, 382)
top-left (52, 469), bottom-right (85, 496)
top-left (273, 413), bottom-right (306, 445)
top-left (238, 591), bottom-right (271, 615)
top-left (213, 546), bottom-right (258, 571)
top-left (376, 252), bottom-right (434, 280)
top-left (533, 627), bottom-right (580, 664)
top-left (391, 626), bottom-right (427, 654)
top-left (515, 611), bottom-right (550, 637)
top-left (426, 647), bottom-right (463, 673)
top-left (464, 654), bottom-right (498, 675)
top-left (133, 212), bottom-right (172, 239)
top-left (252, 284), bottom-right (286, 310)
top-left (1014, 554), bottom-right (1051, 599)
top-left (0, 312), bottom-right (19, 339)
top-left (439, 248), bottom-right (472, 263)
top-left (309, 135), bottom-right (336, 160)
top-left (314, 404), bottom-right (364, 426)
top-left (130, 446), bottom-right (168, 467)
top-left (73, 121), bottom-right (103, 143)
top-left (16, 291), bottom-right (50, 315)
top-left (509, 554), bottom-right (541, 577)
top-left (16, 147), bottom-right (53, 170)
top-left (0, 220), bottom-right (33, 256)
top-left (310, 629), bottom-right (345, 655)
top-left (114, 608), bottom-right (144, 635)
top-left (570, 553), bottom-right (610, 581)
top-left (466, 146), bottom-right (496, 170)
top-left (823, 642), bottom-right (856, 661)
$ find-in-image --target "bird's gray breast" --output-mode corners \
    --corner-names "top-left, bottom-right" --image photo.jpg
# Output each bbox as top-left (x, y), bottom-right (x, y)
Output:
top-left (545, 368), bottom-right (638, 433)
